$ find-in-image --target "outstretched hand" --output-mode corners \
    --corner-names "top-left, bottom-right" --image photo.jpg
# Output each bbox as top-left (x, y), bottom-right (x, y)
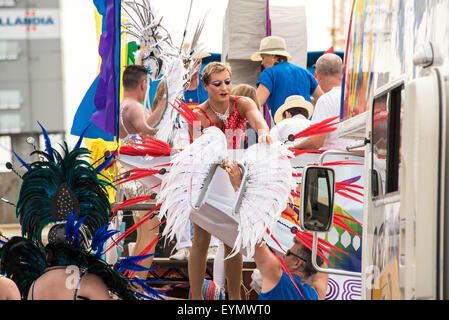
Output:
top-left (221, 159), bottom-right (243, 192)
top-left (258, 133), bottom-right (272, 144)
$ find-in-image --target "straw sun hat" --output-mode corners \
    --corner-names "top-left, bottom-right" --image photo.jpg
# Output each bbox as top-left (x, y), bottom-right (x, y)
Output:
top-left (274, 95), bottom-right (314, 124)
top-left (250, 36), bottom-right (292, 61)
top-left (182, 42), bottom-right (211, 59)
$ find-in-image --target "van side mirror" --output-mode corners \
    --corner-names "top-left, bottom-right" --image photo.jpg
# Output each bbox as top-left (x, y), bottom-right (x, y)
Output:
top-left (300, 166), bottom-right (335, 232)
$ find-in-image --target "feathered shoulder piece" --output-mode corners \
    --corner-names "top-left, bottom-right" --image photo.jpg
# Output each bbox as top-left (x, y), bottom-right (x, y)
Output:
top-left (121, 0), bottom-right (208, 147)
top-left (121, 0), bottom-right (178, 81)
top-left (157, 126), bottom-right (227, 242)
top-left (231, 142), bottom-right (296, 258)
top-left (13, 124), bottom-right (114, 248)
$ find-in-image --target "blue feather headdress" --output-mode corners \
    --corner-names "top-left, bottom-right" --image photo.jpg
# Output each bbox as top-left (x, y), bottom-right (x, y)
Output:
top-left (14, 123), bottom-right (115, 247)
top-left (1, 123), bottom-right (165, 300)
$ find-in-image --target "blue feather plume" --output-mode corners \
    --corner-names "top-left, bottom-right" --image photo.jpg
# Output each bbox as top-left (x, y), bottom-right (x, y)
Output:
top-left (64, 210), bottom-right (89, 247)
top-left (130, 277), bottom-right (167, 300)
top-left (95, 147), bottom-right (118, 173)
top-left (115, 253), bottom-right (156, 273)
top-left (73, 123), bottom-right (92, 150)
top-left (12, 149), bottom-right (31, 171)
top-left (37, 121), bottom-right (55, 162)
top-left (90, 223), bottom-right (120, 255)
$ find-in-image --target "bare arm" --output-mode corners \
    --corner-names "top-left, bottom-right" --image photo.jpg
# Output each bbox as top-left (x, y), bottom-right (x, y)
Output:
top-left (290, 134), bottom-right (327, 150)
top-left (125, 102), bottom-right (159, 136)
top-left (238, 96), bottom-right (271, 144)
top-left (253, 242), bottom-right (283, 293)
top-left (312, 85), bottom-right (324, 102)
top-left (152, 79), bottom-right (166, 112)
top-left (310, 262), bottom-right (329, 300)
top-left (256, 84), bottom-right (270, 112)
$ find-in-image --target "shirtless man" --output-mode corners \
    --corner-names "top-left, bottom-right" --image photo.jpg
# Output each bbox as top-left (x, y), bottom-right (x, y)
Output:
top-left (119, 64), bottom-right (165, 140)
top-left (118, 64), bottom-right (165, 282)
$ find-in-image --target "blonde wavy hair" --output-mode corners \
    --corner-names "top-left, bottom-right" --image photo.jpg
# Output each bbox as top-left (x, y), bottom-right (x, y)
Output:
top-left (231, 83), bottom-right (260, 111)
top-left (201, 61), bottom-right (232, 85)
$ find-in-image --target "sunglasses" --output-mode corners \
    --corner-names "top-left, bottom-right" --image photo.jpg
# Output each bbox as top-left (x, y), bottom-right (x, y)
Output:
top-left (286, 249), bottom-right (307, 262)
top-left (211, 79), bottom-right (231, 87)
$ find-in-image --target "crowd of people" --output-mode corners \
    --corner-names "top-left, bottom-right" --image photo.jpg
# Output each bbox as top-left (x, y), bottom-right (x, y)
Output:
top-left (116, 35), bottom-right (347, 301)
top-left (0, 34), bottom-right (350, 301)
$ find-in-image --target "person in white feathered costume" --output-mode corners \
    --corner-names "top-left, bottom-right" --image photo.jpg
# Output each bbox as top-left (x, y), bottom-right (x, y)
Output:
top-left (157, 61), bottom-right (273, 300)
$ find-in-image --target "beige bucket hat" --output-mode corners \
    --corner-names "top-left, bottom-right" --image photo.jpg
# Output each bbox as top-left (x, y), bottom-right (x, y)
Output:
top-left (183, 42), bottom-right (211, 59)
top-left (274, 95), bottom-right (314, 124)
top-left (250, 36), bottom-right (292, 61)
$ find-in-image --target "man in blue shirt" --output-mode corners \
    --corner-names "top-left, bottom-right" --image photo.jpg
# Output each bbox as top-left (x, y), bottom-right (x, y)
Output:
top-left (251, 36), bottom-right (324, 124)
top-left (222, 159), bottom-right (329, 300)
top-left (254, 237), bottom-right (329, 300)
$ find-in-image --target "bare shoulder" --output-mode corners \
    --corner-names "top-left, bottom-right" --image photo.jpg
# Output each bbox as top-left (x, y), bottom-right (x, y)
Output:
top-left (0, 276), bottom-right (20, 299)
top-left (80, 273), bottom-right (112, 300)
top-left (234, 96), bottom-right (257, 117)
top-left (192, 103), bottom-right (211, 127)
top-left (235, 95), bottom-right (255, 107)
top-left (121, 99), bottom-right (144, 118)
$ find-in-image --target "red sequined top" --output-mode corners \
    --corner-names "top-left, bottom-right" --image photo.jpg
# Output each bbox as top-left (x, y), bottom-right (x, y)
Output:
top-left (195, 96), bottom-right (247, 149)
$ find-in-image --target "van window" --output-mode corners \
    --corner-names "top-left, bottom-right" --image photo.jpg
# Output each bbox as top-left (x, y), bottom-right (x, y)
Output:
top-left (371, 84), bottom-right (403, 197)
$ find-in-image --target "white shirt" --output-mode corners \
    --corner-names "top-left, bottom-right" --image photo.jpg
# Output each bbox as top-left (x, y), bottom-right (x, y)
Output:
top-left (270, 114), bottom-right (311, 147)
top-left (311, 86), bottom-right (353, 150)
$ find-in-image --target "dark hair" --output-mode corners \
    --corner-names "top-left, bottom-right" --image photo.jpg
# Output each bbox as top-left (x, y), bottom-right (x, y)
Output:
top-left (283, 107), bottom-right (309, 119)
top-left (293, 237), bottom-right (324, 279)
top-left (123, 65), bottom-right (148, 90)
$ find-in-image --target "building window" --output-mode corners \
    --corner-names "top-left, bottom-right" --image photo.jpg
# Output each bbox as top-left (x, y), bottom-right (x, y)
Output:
top-left (0, 90), bottom-right (22, 110)
top-left (0, 41), bottom-right (20, 60)
top-left (0, 136), bottom-right (12, 172)
top-left (0, 0), bottom-right (16, 7)
top-left (0, 114), bottom-right (21, 134)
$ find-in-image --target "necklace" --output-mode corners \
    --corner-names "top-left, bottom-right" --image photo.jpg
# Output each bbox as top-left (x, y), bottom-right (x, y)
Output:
top-left (208, 100), bottom-right (230, 123)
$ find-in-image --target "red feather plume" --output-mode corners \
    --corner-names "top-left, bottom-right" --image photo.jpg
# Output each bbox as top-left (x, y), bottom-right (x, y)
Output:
top-left (110, 195), bottom-right (152, 219)
top-left (115, 168), bottom-right (161, 186)
top-left (293, 116), bottom-right (339, 140)
top-left (289, 149), bottom-right (326, 157)
top-left (105, 203), bottom-right (163, 253)
top-left (119, 135), bottom-right (176, 158)
top-left (169, 98), bottom-right (199, 126)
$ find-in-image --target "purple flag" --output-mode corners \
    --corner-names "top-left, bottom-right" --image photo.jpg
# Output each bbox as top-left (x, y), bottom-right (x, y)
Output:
top-left (91, 0), bottom-right (120, 137)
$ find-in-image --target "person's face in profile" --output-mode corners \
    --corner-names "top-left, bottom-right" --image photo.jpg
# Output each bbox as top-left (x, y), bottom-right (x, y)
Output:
top-left (261, 54), bottom-right (276, 69)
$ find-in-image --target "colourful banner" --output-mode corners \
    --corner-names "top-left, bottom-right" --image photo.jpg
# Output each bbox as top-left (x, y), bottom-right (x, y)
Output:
top-left (71, 0), bottom-right (124, 141)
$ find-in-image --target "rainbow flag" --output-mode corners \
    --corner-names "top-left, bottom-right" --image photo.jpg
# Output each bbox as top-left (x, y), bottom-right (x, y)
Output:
top-left (71, 0), bottom-right (121, 141)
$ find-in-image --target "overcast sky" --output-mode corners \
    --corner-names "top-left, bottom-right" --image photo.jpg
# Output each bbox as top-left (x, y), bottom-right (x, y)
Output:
top-left (60, 0), bottom-right (347, 144)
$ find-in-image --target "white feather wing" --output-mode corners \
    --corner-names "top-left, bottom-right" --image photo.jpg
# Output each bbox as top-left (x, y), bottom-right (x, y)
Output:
top-left (156, 127), bottom-right (228, 242)
top-left (231, 142), bottom-right (295, 258)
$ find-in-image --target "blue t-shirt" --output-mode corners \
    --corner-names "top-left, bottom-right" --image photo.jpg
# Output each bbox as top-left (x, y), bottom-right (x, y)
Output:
top-left (183, 77), bottom-right (209, 107)
top-left (258, 272), bottom-right (318, 300)
top-left (257, 61), bottom-right (318, 118)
